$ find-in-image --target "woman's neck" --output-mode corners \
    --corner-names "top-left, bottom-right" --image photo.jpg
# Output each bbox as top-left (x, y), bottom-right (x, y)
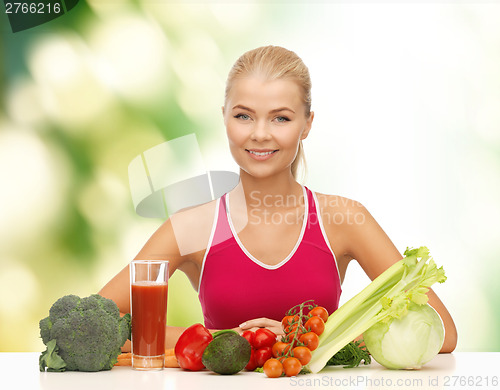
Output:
top-left (232, 169), bottom-right (304, 210)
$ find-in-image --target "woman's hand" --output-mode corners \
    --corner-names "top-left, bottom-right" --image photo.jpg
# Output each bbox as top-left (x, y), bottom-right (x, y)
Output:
top-left (233, 317), bottom-right (284, 337)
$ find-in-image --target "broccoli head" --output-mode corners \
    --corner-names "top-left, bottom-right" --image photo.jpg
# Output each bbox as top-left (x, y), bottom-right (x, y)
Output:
top-left (39, 294), bottom-right (131, 372)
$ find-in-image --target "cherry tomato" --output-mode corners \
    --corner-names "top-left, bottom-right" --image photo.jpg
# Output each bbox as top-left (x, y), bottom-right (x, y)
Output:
top-left (304, 316), bottom-right (325, 336)
top-left (284, 323), bottom-right (303, 337)
top-left (245, 349), bottom-right (258, 371)
top-left (286, 338), bottom-right (298, 351)
top-left (281, 315), bottom-right (299, 327)
top-left (283, 357), bottom-right (302, 377)
top-left (253, 328), bottom-right (277, 349)
top-left (272, 341), bottom-right (289, 358)
top-left (242, 330), bottom-right (255, 346)
top-left (292, 346), bottom-right (312, 365)
top-left (263, 358), bottom-right (283, 378)
top-left (308, 306), bottom-right (329, 323)
top-left (254, 346), bottom-right (273, 367)
top-left (282, 315), bottom-right (292, 328)
top-left (299, 332), bottom-right (319, 351)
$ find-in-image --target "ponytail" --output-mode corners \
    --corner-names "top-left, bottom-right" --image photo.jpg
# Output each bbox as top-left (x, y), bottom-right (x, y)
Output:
top-left (291, 141), bottom-right (307, 182)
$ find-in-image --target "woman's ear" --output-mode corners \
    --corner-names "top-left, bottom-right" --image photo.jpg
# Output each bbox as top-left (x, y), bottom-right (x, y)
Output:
top-left (221, 106), bottom-right (227, 125)
top-left (301, 111), bottom-right (314, 140)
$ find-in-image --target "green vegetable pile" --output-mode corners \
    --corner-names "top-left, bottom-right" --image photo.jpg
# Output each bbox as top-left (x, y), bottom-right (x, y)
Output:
top-left (307, 246), bottom-right (446, 373)
top-left (326, 340), bottom-right (371, 368)
top-left (39, 294), bottom-right (131, 372)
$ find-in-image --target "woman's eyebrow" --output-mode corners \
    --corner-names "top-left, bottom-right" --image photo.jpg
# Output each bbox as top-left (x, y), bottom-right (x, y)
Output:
top-left (232, 104), bottom-right (255, 113)
top-left (232, 105), bottom-right (295, 114)
top-left (270, 107), bottom-right (295, 114)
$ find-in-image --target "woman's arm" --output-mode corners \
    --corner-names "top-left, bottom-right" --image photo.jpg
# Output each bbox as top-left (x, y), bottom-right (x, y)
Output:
top-left (99, 218), bottom-right (184, 309)
top-left (99, 218), bottom-right (194, 350)
top-left (99, 200), bottom-right (217, 350)
top-left (326, 198), bottom-right (457, 353)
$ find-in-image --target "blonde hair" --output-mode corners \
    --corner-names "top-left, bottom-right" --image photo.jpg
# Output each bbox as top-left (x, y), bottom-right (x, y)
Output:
top-left (224, 46), bottom-right (311, 180)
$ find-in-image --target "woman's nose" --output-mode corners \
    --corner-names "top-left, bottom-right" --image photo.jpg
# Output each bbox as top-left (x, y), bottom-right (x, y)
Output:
top-left (250, 121), bottom-right (272, 142)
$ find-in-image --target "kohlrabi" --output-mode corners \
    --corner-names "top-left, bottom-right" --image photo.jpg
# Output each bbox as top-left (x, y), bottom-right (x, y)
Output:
top-left (363, 302), bottom-right (445, 369)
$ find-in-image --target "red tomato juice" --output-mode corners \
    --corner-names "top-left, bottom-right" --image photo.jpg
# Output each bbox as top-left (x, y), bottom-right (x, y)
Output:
top-left (131, 281), bottom-right (168, 357)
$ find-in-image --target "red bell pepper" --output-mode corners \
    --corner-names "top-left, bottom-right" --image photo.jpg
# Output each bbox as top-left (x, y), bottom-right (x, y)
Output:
top-left (175, 323), bottom-right (213, 371)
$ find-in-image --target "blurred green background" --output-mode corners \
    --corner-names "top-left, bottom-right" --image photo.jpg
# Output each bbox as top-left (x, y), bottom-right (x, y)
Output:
top-left (1, 1), bottom-right (499, 352)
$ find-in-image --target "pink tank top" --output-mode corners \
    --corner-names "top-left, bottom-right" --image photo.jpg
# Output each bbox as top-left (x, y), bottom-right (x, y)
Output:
top-left (198, 186), bottom-right (342, 329)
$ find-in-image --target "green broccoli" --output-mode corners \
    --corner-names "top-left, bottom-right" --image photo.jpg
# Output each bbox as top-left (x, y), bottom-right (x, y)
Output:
top-left (39, 294), bottom-right (131, 372)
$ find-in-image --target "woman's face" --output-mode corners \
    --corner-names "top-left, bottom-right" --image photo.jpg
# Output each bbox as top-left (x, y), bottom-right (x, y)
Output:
top-left (223, 75), bottom-right (313, 180)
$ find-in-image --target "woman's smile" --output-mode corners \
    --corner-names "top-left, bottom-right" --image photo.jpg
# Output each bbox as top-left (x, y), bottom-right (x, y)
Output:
top-left (245, 148), bottom-right (279, 161)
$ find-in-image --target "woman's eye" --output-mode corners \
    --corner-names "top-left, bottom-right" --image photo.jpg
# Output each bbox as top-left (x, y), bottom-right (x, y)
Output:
top-left (275, 116), bottom-right (290, 123)
top-left (234, 113), bottom-right (251, 120)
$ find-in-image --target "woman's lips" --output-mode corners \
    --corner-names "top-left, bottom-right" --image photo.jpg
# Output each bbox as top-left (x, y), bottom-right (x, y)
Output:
top-left (245, 149), bottom-right (278, 161)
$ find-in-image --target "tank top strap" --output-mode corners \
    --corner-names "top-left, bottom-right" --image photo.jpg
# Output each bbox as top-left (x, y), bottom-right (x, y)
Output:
top-left (211, 193), bottom-right (234, 249)
top-left (302, 186), bottom-right (339, 263)
top-left (303, 185), bottom-right (320, 234)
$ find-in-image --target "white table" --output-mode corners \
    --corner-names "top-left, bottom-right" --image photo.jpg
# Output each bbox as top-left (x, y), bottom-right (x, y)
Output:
top-left (1, 352), bottom-right (499, 390)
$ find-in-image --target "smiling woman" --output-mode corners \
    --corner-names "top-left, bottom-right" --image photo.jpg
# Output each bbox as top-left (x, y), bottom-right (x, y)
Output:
top-left (99, 45), bottom-right (457, 354)
top-left (224, 46), bottom-right (313, 180)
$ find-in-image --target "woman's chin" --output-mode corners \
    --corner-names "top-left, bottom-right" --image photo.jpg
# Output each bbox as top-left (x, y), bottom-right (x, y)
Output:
top-left (239, 165), bottom-right (293, 181)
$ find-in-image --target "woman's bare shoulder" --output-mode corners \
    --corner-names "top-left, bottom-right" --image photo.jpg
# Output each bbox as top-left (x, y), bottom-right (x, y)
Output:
top-left (167, 198), bottom-right (219, 257)
top-left (170, 197), bottom-right (218, 225)
top-left (136, 198), bottom-right (219, 262)
top-left (313, 192), bottom-right (367, 224)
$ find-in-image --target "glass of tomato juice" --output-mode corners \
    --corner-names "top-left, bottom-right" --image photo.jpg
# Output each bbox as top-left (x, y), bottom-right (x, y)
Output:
top-left (130, 260), bottom-right (169, 370)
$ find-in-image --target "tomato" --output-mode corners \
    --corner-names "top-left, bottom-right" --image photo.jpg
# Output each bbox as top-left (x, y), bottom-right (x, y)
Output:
top-left (282, 357), bottom-right (302, 377)
top-left (304, 316), bottom-right (325, 336)
top-left (287, 338), bottom-right (298, 351)
top-left (254, 346), bottom-right (273, 367)
top-left (308, 306), bottom-right (329, 323)
top-left (253, 328), bottom-right (277, 349)
top-left (281, 315), bottom-right (299, 329)
top-left (272, 341), bottom-right (289, 358)
top-left (284, 323), bottom-right (303, 337)
top-left (299, 332), bottom-right (319, 351)
top-left (263, 358), bottom-right (283, 378)
top-left (242, 330), bottom-right (255, 346)
top-left (245, 349), bottom-right (258, 371)
top-left (292, 346), bottom-right (312, 365)
top-left (282, 315), bottom-right (293, 328)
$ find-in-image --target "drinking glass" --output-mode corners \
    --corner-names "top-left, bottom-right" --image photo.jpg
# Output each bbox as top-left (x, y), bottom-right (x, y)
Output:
top-left (130, 260), bottom-right (169, 370)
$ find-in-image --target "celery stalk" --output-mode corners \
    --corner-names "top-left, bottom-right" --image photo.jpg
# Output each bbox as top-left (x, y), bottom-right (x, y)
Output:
top-left (306, 246), bottom-right (446, 374)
